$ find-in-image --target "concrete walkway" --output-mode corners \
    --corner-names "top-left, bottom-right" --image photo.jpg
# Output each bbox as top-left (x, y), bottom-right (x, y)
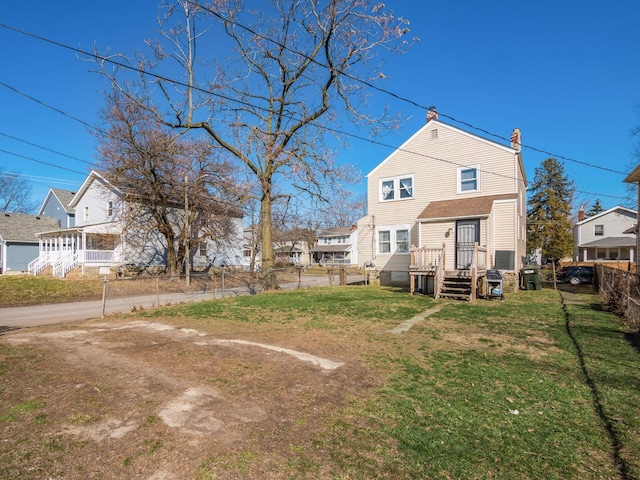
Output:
top-left (387, 305), bottom-right (443, 334)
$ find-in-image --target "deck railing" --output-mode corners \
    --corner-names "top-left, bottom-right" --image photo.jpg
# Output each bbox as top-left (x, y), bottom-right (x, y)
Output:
top-left (410, 244), bottom-right (445, 270)
top-left (410, 244), bottom-right (446, 296)
top-left (469, 244), bottom-right (488, 301)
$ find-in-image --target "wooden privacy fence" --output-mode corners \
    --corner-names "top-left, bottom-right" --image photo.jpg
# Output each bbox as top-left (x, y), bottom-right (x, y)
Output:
top-left (596, 264), bottom-right (640, 331)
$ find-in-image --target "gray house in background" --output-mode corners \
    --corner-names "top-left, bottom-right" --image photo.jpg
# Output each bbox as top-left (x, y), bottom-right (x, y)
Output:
top-left (38, 188), bottom-right (76, 228)
top-left (0, 212), bottom-right (59, 273)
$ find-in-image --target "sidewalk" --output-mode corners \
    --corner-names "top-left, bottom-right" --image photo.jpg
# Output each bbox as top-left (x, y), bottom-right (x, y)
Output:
top-left (0, 274), bottom-right (362, 329)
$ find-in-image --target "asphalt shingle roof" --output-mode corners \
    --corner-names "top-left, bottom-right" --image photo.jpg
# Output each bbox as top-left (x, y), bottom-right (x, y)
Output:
top-left (579, 236), bottom-right (636, 248)
top-left (317, 226), bottom-right (353, 237)
top-left (50, 188), bottom-right (76, 213)
top-left (417, 193), bottom-right (518, 220)
top-left (0, 212), bottom-right (59, 243)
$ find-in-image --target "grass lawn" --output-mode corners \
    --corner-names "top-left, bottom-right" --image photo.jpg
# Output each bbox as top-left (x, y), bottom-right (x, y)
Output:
top-left (1, 285), bottom-right (639, 479)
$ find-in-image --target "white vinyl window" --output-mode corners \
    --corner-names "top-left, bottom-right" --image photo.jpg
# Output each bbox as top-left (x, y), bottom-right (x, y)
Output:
top-left (457, 166), bottom-right (480, 193)
top-left (380, 174), bottom-right (414, 202)
top-left (107, 201), bottom-right (113, 217)
top-left (594, 224), bottom-right (604, 236)
top-left (378, 230), bottom-right (391, 253)
top-left (377, 226), bottom-right (411, 255)
top-left (83, 206), bottom-right (89, 221)
top-left (396, 229), bottom-right (409, 253)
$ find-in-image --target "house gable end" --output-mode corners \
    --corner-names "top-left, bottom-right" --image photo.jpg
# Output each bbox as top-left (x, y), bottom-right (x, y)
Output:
top-left (366, 119), bottom-right (518, 179)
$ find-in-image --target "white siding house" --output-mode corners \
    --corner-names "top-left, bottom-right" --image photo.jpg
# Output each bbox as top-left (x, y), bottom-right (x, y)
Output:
top-left (573, 206), bottom-right (637, 262)
top-left (30, 170), bottom-right (244, 277)
top-left (356, 110), bottom-right (527, 298)
top-left (311, 226), bottom-right (358, 266)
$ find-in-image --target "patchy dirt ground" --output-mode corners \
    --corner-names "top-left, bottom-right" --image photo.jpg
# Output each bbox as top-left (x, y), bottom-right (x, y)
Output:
top-left (0, 316), bottom-right (377, 479)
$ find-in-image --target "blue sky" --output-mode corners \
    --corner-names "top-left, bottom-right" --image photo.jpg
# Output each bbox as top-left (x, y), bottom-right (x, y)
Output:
top-left (1, 0), bottom-right (639, 214)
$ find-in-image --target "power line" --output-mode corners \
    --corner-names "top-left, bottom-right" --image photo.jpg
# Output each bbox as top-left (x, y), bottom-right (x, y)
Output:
top-left (0, 20), bottom-right (628, 179)
top-left (0, 171), bottom-right (81, 187)
top-left (0, 22), bottom-right (629, 204)
top-left (0, 131), bottom-right (95, 167)
top-left (0, 81), bottom-right (99, 134)
top-left (0, 25), bottom-right (520, 185)
top-left (0, 148), bottom-right (87, 176)
top-left (185, 0), bottom-right (628, 177)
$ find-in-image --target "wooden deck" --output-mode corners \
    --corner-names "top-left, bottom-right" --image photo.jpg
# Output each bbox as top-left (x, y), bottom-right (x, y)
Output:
top-left (409, 243), bottom-right (488, 301)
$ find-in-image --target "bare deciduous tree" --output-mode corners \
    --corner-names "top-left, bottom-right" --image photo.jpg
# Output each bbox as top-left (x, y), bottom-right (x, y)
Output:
top-left (0, 169), bottom-right (37, 213)
top-left (95, 0), bottom-right (414, 289)
top-left (96, 92), bottom-right (243, 276)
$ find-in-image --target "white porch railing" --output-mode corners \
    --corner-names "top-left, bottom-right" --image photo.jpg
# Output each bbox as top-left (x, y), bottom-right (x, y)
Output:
top-left (52, 252), bottom-right (79, 277)
top-left (28, 254), bottom-right (50, 276)
top-left (29, 249), bottom-right (118, 277)
top-left (80, 250), bottom-right (116, 264)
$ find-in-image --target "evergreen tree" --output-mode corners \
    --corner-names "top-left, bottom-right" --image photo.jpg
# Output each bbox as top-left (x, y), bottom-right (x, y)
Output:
top-left (527, 158), bottom-right (575, 262)
top-left (586, 198), bottom-right (604, 217)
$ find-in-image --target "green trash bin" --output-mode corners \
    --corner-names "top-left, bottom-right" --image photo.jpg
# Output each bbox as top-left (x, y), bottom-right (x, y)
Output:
top-left (521, 266), bottom-right (542, 290)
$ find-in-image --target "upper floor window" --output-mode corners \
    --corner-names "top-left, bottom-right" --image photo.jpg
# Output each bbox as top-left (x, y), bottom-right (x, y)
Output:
top-left (83, 206), bottom-right (89, 221)
top-left (380, 174), bottom-right (414, 202)
top-left (594, 224), bottom-right (604, 236)
top-left (199, 242), bottom-right (207, 256)
top-left (458, 166), bottom-right (480, 193)
top-left (107, 201), bottom-right (113, 217)
top-left (322, 237), bottom-right (330, 244)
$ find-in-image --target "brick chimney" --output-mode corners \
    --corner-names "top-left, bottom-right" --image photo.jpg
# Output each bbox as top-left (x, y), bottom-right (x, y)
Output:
top-left (510, 128), bottom-right (521, 151)
top-left (578, 206), bottom-right (585, 221)
top-left (427, 106), bottom-right (438, 122)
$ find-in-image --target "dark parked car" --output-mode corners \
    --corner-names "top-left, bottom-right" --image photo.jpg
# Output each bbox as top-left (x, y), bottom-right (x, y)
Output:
top-left (556, 266), bottom-right (594, 285)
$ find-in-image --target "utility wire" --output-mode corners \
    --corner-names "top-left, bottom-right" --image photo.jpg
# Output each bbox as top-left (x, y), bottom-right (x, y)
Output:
top-left (0, 27), bottom-right (520, 185)
top-left (0, 149), bottom-right (86, 176)
top-left (185, 0), bottom-right (628, 177)
top-left (0, 22), bottom-right (628, 205)
top-left (0, 131), bottom-right (95, 167)
top-left (0, 171), bottom-right (80, 186)
top-left (0, 21), bottom-right (628, 178)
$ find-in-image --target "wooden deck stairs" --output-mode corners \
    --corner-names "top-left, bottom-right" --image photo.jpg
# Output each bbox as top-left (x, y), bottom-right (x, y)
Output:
top-left (438, 271), bottom-right (473, 301)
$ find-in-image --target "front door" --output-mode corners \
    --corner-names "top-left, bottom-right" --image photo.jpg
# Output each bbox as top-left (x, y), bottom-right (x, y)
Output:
top-left (456, 220), bottom-right (480, 270)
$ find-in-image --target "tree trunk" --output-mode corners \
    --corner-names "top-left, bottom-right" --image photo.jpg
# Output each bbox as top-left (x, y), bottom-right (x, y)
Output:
top-left (260, 193), bottom-right (278, 290)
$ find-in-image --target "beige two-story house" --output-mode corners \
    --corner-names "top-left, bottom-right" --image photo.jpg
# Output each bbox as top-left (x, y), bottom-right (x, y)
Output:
top-left (356, 110), bottom-right (527, 299)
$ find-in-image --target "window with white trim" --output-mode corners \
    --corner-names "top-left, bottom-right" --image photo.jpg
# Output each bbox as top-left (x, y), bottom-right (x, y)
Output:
top-left (378, 230), bottom-right (391, 253)
top-left (199, 242), bottom-right (207, 256)
top-left (457, 166), bottom-right (480, 193)
top-left (594, 224), bottom-right (604, 236)
top-left (83, 206), bottom-right (89, 221)
top-left (379, 174), bottom-right (414, 201)
top-left (107, 201), bottom-right (113, 217)
top-left (377, 226), bottom-right (411, 255)
top-left (396, 229), bottom-right (409, 253)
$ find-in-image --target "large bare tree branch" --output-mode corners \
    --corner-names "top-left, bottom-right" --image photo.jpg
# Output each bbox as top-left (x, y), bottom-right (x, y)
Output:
top-left (93, 0), bottom-right (414, 288)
